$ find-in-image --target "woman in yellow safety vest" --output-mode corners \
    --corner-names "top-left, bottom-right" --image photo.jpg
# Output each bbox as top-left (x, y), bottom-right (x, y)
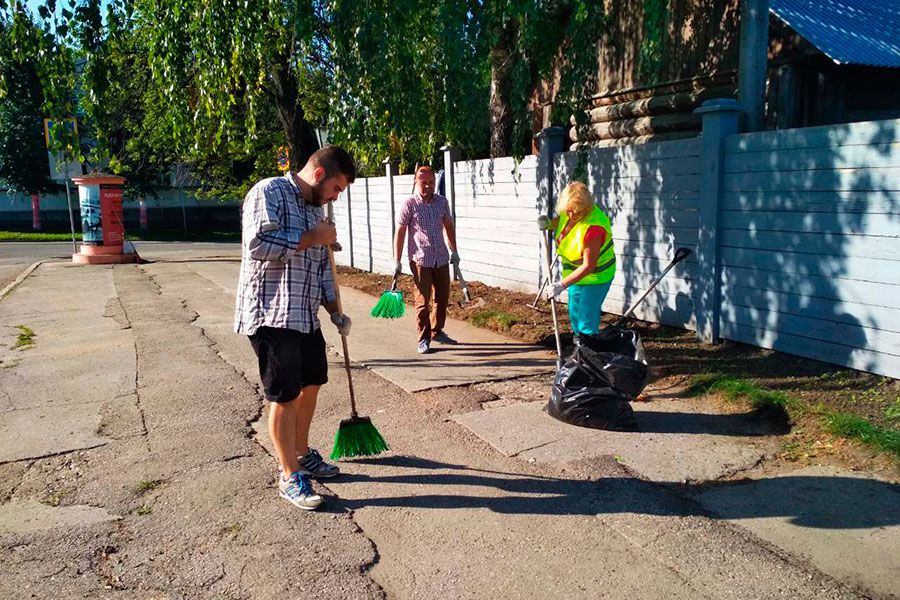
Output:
top-left (538, 181), bottom-right (615, 336)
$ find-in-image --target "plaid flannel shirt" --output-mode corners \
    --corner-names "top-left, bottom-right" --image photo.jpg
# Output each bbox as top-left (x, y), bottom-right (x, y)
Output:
top-left (397, 192), bottom-right (451, 268)
top-left (234, 173), bottom-right (336, 336)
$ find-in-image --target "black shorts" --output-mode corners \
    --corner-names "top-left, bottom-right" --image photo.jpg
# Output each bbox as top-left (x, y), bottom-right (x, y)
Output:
top-left (248, 327), bottom-right (328, 403)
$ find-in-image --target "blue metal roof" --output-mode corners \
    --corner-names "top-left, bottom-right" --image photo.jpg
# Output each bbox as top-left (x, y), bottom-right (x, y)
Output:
top-left (770, 0), bottom-right (900, 67)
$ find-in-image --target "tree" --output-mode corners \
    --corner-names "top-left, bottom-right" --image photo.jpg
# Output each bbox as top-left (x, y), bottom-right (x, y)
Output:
top-left (329, 0), bottom-right (608, 165)
top-left (0, 15), bottom-right (55, 194)
top-left (483, 1), bottom-right (609, 157)
top-left (137, 0), bottom-right (331, 171)
top-left (329, 0), bottom-right (489, 173)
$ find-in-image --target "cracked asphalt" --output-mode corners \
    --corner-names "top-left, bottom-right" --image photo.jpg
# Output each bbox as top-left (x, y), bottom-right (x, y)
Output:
top-left (0, 252), bottom-right (889, 599)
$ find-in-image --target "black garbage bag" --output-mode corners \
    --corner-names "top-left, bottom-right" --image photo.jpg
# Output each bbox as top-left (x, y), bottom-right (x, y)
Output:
top-left (572, 328), bottom-right (650, 398)
top-left (545, 328), bottom-right (649, 431)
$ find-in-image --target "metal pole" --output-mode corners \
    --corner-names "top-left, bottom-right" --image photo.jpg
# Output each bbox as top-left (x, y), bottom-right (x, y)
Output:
top-left (181, 188), bottom-right (188, 237)
top-left (63, 172), bottom-right (77, 255)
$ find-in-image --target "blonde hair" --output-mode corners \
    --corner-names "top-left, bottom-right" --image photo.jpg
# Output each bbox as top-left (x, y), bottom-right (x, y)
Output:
top-left (556, 181), bottom-right (595, 220)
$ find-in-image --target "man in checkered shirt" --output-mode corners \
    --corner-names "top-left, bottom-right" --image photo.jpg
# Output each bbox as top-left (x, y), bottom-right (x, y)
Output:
top-left (235, 146), bottom-right (355, 510)
top-left (393, 166), bottom-right (460, 354)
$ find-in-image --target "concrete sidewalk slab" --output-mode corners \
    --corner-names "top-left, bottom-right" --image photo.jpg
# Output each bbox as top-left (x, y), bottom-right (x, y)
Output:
top-left (453, 399), bottom-right (773, 483)
top-left (0, 499), bottom-right (121, 535)
top-left (322, 287), bottom-right (556, 392)
top-left (692, 466), bottom-right (900, 600)
top-left (150, 259), bottom-right (557, 392)
top-left (0, 263), bottom-right (133, 463)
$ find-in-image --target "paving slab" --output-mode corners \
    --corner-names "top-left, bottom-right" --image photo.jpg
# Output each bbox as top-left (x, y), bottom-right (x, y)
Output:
top-left (0, 499), bottom-right (121, 535)
top-left (453, 399), bottom-right (774, 483)
top-left (324, 287), bottom-right (556, 392)
top-left (0, 263), bottom-right (133, 463)
top-left (0, 403), bottom-right (108, 463)
top-left (692, 466), bottom-right (900, 600)
top-left (155, 259), bottom-right (558, 392)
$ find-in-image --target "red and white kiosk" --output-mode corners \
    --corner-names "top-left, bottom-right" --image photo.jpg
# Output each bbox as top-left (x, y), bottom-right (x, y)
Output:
top-left (71, 173), bottom-right (138, 265)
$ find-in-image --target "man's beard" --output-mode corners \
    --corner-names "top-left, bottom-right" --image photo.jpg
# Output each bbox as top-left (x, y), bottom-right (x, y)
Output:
top-left (308, 181), bottom-right (329, 206)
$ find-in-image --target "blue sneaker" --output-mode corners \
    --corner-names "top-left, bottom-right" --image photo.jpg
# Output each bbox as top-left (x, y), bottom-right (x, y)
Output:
top-left (278, 471), bottom-right (322, 510)
top-left (298, 448), bottom-right (340, 479)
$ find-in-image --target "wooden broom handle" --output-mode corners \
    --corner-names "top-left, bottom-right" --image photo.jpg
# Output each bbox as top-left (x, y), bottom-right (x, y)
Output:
top-left (325, 202), bottom-right (358, 417)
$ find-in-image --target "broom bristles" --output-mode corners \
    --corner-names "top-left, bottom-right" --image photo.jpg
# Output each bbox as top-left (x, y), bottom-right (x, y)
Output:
top-left (330, 416), bottom-right (389, 459)
top-left (371, 290), bottom-right (405, 319)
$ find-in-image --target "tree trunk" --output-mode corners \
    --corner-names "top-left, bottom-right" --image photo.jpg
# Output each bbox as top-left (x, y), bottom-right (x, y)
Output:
top-left (271, 63), bottom-right (319, 170)
top-left (489, 20), bottom-right (518, 158)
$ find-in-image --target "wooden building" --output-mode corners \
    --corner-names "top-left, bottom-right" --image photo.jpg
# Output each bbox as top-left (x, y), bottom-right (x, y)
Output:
top-left (536, 0), bottom-right (900, 149)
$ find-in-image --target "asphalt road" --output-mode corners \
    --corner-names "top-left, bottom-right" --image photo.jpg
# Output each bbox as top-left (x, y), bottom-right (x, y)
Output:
top-left (0, 241), bottom-right (241, 291)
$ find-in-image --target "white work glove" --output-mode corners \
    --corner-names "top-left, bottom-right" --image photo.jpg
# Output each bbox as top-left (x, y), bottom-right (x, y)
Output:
top-left (536, 215), bottom-right (551, 230)
top-left (330, 312), bottom-right (352, 337)
top-left (546, 281), bottom-right (566, 300)
top-left (393, 260), bottom-right (403, 276)
top-left (450, 250), bottom-right (460, 266)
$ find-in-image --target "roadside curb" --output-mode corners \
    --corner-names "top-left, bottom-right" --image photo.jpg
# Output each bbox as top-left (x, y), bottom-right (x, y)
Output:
top-left (0, 260), bottom-right (46, 302)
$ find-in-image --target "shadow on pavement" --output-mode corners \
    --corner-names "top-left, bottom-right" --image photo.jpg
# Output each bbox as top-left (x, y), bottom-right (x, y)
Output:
top-left (330, 455), bottom-right (900, 529)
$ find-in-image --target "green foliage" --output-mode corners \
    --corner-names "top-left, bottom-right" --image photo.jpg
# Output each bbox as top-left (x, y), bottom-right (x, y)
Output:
top-left (1, 1), bottom-right (80, 158)
top-left (0, 13), bottom-right (55, 193)
top-left (638, 0), bottom-right (669, 85)
top-left (137, 0), bottom-right (331, 170)
top-left (330, 0), bottom-right (490, 173)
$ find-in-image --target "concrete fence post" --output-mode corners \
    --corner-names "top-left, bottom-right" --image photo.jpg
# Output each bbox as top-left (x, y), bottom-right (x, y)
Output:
top-left (694, 98), bottom-right (744, 343)
top-left (440, 144), bottom-right (460, 223)
top-left (384, 157), bottom-right (396, 243)
top-left (534, 127), bottom-right (566, 290)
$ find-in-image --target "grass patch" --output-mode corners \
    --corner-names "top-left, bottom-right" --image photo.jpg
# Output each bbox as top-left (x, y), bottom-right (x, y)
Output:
top-left (884, 399), bottom-right (900, 422)
top-left (136, 505), bottom-right (152, 516)
top-left (689, 373), bottom-right (900, 461)
top-left (686, 373), bottom-right (795, 411)
top-left (0, 358), bottom-right (22, 369)
top-left (221, 522), bottom-right (243, 537)
top-left (470, 308), bottom-right (518, 331)
top-left (12, 325), bottom-right (35, 350)
top-left (0, 231), bottom-right (82, 242)
top-left (135, 479), bottom-right (163, 494)
top-left (822, 412), bottom-right (900, 459)
top-left (0, 229), bottom-right (240, 243)
top-left (40, 490), bottom-right (67, 507)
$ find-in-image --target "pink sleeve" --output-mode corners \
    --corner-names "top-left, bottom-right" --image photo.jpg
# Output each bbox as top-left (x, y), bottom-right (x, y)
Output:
top-left (397, 198), bottom-right (412, 226)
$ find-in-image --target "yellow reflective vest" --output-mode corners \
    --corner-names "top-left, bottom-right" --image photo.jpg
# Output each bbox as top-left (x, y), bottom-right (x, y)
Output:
top-left (554, 205), bottom-right (616, 285)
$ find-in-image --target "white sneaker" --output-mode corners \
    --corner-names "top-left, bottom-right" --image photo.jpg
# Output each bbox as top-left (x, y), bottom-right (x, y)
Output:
top-left (417, 339), bottom-right (431, 354)
top-left (278, 471), bottom-right (322, 510)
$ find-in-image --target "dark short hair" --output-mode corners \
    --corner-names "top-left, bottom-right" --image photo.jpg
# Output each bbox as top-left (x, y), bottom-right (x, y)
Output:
top-left (309, 146), bottom-right (356, 183)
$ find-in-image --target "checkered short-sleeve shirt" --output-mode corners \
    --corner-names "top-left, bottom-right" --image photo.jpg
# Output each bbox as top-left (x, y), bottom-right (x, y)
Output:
top-left (397, 192), bottom-right (451, 268)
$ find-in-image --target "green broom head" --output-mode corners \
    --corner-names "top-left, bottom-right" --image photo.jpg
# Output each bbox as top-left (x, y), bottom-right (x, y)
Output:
top-left (370, 289), bottom-right (405, 319)
top-left (330, 415), bottom-right (390, 460)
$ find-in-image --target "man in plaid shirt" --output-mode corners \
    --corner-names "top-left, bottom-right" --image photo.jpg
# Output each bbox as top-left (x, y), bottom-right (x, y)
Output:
top-left (235, 146), bottom-right (355, 510)
top-left (393, 166), bottom-right (460, 354)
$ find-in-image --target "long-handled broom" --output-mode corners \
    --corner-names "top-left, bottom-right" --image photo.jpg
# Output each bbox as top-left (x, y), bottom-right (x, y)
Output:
top-left (370, 273), bottom-right (405, 318)
top-left (370, 163), bottom-right (419, 319)
top-left (325, 205), bottom-right (389, 459)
